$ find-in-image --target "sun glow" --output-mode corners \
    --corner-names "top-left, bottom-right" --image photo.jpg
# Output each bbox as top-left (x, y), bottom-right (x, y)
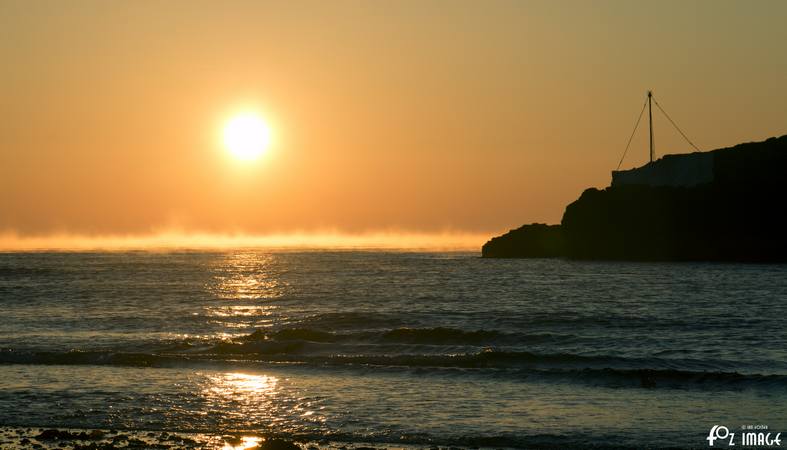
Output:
top-left (223, 113), bottom-right (271, 161)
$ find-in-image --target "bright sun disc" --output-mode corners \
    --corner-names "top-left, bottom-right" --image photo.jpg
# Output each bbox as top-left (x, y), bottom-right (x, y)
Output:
top-left (223, 114), bottom-right (271, 161)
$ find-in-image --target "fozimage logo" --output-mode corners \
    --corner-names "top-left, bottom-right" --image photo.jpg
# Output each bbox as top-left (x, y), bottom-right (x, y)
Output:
top-left (707, 424), bottom-right (782, 447)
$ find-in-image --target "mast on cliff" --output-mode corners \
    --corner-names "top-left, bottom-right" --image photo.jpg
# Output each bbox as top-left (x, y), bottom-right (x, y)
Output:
top-left (616, 90), bottom-right (701, 171)
top-left (647, 90), bottom-right (654, 163)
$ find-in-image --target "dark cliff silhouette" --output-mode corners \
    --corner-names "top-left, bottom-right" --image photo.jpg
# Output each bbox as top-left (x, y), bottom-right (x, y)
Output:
top-left (482, 134), bottom-right (787, 261)
top-left (482, 224), bottom-right (565, 258)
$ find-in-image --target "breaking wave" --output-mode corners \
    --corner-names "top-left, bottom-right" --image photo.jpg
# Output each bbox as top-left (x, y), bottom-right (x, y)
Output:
top-left (3, 346), bottom-right (785, 391)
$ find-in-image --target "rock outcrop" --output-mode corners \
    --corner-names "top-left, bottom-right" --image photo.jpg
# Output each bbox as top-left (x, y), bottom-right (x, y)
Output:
top-left (482, 134), bottom-right (787, 261)
top-left (481, 224), bottom-right (565, 258)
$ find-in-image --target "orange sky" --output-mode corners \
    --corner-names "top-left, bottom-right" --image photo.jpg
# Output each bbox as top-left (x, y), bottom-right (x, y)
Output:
top-left (1, 1), bottom-right (786, 249)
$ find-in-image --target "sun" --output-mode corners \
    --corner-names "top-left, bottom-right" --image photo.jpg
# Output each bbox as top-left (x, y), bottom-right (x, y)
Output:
top-left (223, 113), bottom-right (271, 161)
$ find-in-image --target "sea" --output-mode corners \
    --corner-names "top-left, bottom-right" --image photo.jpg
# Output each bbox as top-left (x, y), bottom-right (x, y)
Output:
top-left (1, 251), bottom-right (786, 449)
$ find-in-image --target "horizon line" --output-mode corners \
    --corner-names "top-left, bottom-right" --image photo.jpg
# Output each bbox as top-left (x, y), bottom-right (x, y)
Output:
top-left (0, 230), bottom-right (492, 252)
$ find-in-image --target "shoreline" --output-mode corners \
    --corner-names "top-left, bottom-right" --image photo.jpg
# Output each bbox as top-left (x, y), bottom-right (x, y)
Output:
top-left (0, 427), bottom-right (434, 450)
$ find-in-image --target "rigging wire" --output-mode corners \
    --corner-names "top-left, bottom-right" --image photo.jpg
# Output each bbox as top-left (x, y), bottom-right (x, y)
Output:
top-left (617, 97), bottom-right (648, 170)
top-left (652, 96), bottom-right (701, 152)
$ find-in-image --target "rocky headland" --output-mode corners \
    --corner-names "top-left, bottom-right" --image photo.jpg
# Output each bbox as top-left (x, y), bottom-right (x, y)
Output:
top-left (482, 134), bottom-right (787, 262)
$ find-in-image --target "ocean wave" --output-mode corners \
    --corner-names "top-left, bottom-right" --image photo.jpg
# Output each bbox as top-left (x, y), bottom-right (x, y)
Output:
top-left (378, 327), bottom-right (502, 344)
top-left (210, 340), bottom-right (306, 355)
top-left (290, 312), bottom-right (407, 331)
top-left (242, 328), bottom-right (337, 343)
top-left (3, 347), bottom-right (784, 391)
top-left (0, 349), bottom-right (180, 367)
top-left (236, 326), bottom-right (562, 346)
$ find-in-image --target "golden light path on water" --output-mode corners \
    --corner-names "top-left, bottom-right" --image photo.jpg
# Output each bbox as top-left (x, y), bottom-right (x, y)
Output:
top-left (199, 252), bottom-right (287, 333)
top-left (210, 253), bottom-right (287, 301)
top-left (202, 370), bottom-right (326, 447)
top-left (207, 373), bottom-right (279, 450)
top-left (174, 253), bottom-right (286, 340)
top-left (223, 435), bottom-right (262, 450)
top-left (202, 254), bottom-right (320, 442)
top-left (207, 255), bottom-right (281, 412)
top-left (204, 372), bottom-right (279, 412)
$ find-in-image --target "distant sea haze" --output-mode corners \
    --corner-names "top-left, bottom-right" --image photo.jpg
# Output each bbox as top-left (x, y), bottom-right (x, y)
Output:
top-left (0, 231), bottom-right (488, 252)
top-left (1, 251), bottom-right (786, 448)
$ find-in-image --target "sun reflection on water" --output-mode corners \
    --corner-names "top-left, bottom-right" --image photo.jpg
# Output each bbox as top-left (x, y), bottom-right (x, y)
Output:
top-left (208, 372), bottom-right (279, 396)
top-left (207, 305), bottom-right (277, 317)
top-left (222, 435), bottom-right (262, 450)
top-left (209, 253), bottom-right (287, 300)
top-left (204, 305), bottom-right (278, 329)
top-left (204, 252), bottom-right (289, 332)
top-left (201, 372), bottom-right (280, 429)
top-left (198, 371), bottom-right (325, 435)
